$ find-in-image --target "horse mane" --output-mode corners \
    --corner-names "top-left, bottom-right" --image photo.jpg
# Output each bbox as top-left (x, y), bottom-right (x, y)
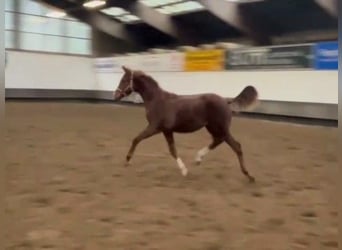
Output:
top-left (134, 70), bottom-right (161, 89)
top-left (133, 69), bottom-right (177, 98)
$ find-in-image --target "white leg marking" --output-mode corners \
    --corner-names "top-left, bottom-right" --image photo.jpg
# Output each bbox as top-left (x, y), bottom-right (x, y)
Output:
top-left (176, 157), bottom-right (188, 176)
top-left (195, 146), bottom-right (210, 163)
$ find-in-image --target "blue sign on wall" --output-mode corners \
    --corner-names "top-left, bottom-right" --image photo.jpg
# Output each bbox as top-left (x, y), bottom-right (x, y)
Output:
top-left (314, 41), bottom-right (338, 70)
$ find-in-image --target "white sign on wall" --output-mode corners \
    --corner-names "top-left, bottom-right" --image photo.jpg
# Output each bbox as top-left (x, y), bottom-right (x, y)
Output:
top-left (136, 53), bottom-right (184, 72)
top-left (108, 55), bottom-right (141, 72)
top-left (95, 52), bottom-right (185, 73)
top-left (94, 57), bottom-right (115, 73)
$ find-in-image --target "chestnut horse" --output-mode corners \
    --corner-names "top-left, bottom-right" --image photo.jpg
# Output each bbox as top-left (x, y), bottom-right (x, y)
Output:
top-left (113, 66), bottom-right (259, 182)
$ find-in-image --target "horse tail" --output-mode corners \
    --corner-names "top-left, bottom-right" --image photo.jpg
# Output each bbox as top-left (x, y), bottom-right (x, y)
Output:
top-left (227, 86), bottom-right (259, 113)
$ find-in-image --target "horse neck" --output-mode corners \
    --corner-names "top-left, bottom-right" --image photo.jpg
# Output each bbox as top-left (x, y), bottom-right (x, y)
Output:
top-left (135, 78), bottom-right (163, 104)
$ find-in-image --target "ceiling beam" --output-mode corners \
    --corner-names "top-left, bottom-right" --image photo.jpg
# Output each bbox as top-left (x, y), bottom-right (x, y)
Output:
top-left (110, 0), bottom-right (200, 44)
top-left (196, 0), bottom-right (271, 45)
top-left (38, 0), bottom-right (138, 45)
top-left (79, 11), bottom-right (136, 43)
top-left (314, 0), bottom-right (338, 18)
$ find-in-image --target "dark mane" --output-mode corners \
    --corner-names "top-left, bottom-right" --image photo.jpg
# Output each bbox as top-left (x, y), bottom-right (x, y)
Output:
top-left (135, 71), bottom-right (180, 98)
top-left (135, 71), bottom-right (160, 89)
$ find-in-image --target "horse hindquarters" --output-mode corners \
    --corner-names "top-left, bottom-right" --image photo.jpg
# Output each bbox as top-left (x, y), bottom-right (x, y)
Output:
top-left (193, 103), bottom-right (230, 165)
top-left (205, 99), bottom-right (232, 138)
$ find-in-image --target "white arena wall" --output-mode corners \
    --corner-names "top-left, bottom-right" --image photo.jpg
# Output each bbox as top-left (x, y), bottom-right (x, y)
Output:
top-left (5, 50), bottom-right (338, 120)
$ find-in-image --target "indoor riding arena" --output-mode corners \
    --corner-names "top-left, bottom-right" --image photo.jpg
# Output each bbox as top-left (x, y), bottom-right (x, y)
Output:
top-left (5, 0), bottom-right (338, 250)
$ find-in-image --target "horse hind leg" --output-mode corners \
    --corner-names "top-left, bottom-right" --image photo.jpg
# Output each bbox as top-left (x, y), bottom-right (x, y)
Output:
top-left (195, 125), bottom-right (224, 165)
top-left (195, 137), bottom-right (223, 165)
top-left (224, 132), bottom-right (255, 182)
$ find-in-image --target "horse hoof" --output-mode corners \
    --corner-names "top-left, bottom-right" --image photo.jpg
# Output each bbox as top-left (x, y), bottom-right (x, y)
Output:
top-left (195, 160), bottom-right (201, 166)
top-left (124, 161), bottom-right (131, 167)
top-left (181, 168), bottom-right (188, 176)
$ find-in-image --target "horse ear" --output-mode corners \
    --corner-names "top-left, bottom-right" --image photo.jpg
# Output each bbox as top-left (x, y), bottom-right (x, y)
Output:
top-left (122, 65), bottom-right (131, 73)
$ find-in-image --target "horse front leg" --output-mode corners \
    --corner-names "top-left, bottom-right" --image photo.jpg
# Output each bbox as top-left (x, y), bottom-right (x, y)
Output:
top-left (125, 125), bottom-right (160, 166)
top-left (163, 132), bottom-right (188, 176)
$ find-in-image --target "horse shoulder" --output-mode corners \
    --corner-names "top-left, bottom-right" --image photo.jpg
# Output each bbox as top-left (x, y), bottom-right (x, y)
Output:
top-left (145, 99), bottom-right (167, 123)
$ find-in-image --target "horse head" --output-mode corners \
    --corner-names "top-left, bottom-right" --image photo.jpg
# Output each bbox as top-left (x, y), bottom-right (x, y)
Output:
top-left (113, 66), bottom-right (155, 101)
top-left (113, 66), bottom-right (135, 101)
top-left (114, 66), bottom-right (160, 101)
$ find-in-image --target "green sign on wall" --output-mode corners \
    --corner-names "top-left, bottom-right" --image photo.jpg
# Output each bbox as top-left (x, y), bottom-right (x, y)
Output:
top-left (226, 44), bottom-right (314, 70)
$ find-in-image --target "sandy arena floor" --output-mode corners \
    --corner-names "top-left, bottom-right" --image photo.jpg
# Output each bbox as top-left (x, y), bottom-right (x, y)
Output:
top-left (5, 101), bottom-right (338, 250)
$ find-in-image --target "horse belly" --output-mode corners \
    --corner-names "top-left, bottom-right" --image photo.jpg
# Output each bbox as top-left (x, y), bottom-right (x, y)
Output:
top-left (163, 99), bottom-right (208, 133)
top-left (172, 117), bottom-right (206, 133)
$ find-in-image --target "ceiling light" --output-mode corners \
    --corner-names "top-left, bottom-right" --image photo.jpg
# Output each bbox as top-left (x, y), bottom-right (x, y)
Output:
top-left (140, 0), bottom-right (183, 8)
top-left (176, 1), bottom-right (204, 11)
top-left (155, 1), bottom-right (204, 15)
top-left (225, 0), bottom-right (264, 3)
top-left (100, 7), bottom-right (129, 16)
top-left (83, 0), bottom-right (106, 8)
top-left (46, 10), bottom-right (67, 18)
top-left (116, 14), bottom-right (141, 23)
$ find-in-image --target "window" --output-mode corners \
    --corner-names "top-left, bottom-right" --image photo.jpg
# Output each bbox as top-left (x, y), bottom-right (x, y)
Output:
top-left (19, 33), bottom-right (65, 53)
top-left (19, 14), bottom-right (46, 33)
top-left (65, 15), bottom-right (78, 21)
top-left (43, 36), bottom-right (65, 53)
top-left (20, 32), bottom-right (45, 51)
top-left (11, 0), bottom-right (92, 55)
top-left (5, 31), bottom-right (15, 48)
top-left (5, 0), bottom-right (14, 11)
top-left (18, 14), bottom-right (63, 36)
top-left (19, 0), bottom-right (49, 16)
top-left (5, 1), bottom-right (15, 49)
top-left (66, 38), bottom-right (91, 55)
top-left (5, 12), bottom-right (15, 30)
top-left (43, 18), bottom-right (63, 36)
top-left (65, 20), bottom-right (91, 39)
